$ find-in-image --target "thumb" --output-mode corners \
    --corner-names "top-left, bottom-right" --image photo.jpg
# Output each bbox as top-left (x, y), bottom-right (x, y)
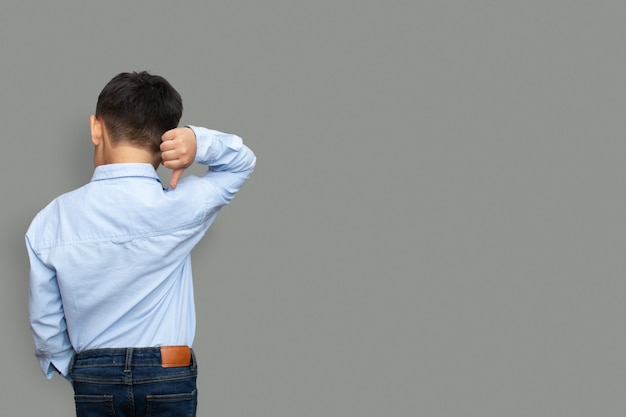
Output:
top-left (169, 168), bottom-right (185, 189)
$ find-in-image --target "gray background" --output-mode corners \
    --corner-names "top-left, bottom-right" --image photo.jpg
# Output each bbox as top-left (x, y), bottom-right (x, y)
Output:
top-left (1, 1), bottom-right (624, 416)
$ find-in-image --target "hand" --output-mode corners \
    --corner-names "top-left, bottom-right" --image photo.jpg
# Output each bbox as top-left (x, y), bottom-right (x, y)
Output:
top-left (160, 127), bottom-right (197, 189)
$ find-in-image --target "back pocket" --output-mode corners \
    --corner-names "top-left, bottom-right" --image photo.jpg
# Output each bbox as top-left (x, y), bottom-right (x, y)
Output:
top-left (145, 389), bottom-right (197, 417)
top-left (74, 394), bottom-right (116, 417)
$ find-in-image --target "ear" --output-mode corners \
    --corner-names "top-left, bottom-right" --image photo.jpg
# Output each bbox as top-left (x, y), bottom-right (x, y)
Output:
top-left (90, 115), bottom-right (103, 146)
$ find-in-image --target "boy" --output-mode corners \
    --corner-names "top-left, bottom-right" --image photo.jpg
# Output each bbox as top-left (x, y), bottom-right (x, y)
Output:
top-left (26, 71), bottom-right (256, 416)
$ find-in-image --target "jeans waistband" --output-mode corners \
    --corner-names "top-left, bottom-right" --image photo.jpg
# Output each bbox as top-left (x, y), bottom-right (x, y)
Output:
top-left (72, 347), bottom-right (194, 369)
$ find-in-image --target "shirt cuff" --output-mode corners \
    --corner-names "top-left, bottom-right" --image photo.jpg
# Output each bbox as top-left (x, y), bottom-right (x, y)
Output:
top-left (37, 350), bottom-right (74, 380)
top-left (187, 125), bottom-right (220, 165)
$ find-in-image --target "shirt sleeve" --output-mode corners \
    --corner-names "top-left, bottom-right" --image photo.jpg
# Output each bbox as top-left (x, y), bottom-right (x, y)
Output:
top-left (26, 235), bottom-right (74, 380)
top-left (186, 125), bottom-right (257, 205)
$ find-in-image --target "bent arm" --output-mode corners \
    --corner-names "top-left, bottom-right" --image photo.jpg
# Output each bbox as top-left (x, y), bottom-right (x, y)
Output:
top-left (186, 125), bottom-right (256, 204)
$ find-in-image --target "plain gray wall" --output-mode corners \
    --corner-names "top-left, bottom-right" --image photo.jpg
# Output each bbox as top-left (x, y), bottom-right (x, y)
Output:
top-left (1, 1), bottom-right (625, 416)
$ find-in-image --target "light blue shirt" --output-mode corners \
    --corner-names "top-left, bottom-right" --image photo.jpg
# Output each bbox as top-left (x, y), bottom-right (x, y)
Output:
top-left (26, 126), bottom-right (256, 379)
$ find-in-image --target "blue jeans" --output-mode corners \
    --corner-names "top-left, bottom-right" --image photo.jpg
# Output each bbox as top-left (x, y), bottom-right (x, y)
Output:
top-left (70, 347), bottom-right (198, 417)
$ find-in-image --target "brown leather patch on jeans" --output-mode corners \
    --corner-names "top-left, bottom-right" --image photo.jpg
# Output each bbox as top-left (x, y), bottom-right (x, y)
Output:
top-left (160, 346), bottom-right (191, 368)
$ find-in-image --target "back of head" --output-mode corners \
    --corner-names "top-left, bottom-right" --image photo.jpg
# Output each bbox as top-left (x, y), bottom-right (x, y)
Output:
top-left (95, 71), bottom-right (183, 153)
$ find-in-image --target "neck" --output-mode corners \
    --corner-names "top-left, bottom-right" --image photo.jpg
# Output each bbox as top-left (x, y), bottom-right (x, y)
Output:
top-left (99, 144), bottom-right (160, 169)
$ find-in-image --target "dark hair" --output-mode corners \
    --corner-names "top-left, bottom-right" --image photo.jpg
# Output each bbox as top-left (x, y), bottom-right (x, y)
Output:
top-left (95, 71), bottom-right (183, 153)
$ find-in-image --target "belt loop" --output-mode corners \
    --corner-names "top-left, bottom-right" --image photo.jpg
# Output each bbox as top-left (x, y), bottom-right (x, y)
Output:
top-left (68, 352), bottom-right (77, 376)
top-left (190, 348), bottom-right (197, 371)
top-left (124, 348), bottom-right (134, 373)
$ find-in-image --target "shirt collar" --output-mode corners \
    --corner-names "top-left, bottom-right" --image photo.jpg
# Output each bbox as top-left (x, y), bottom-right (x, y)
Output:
top-left (91, 163), bottom-right (162, 184)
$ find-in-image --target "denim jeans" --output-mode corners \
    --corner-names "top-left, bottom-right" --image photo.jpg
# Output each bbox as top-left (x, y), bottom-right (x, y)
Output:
top-left (70, 347), bottom-right (198, 417)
